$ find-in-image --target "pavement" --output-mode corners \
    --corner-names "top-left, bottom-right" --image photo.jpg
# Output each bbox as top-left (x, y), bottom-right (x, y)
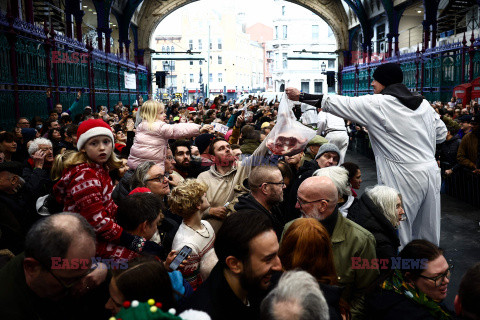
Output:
top-left (344, 150), bottom-right (480, 310)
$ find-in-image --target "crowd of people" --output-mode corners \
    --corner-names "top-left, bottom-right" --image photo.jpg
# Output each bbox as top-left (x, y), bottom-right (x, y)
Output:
top-left (0, 64), bottom-right (479, 320)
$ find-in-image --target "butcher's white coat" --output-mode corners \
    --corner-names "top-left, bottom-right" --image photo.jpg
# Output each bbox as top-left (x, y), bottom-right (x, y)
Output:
top-left (322, 94), bottom-right (447, 247)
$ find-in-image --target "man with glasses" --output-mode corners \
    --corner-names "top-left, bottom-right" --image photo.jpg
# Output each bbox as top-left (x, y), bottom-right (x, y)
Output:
top-left (234, 166), bottom-right (286, 239)
top-left (16, 117), bottom-right (30, 129)
top-left (282, 176), bottom-right (378, 319)
top-left (0, 212), bottom-right (109, 319)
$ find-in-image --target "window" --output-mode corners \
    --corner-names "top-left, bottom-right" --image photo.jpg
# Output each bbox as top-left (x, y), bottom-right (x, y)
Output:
top-left (171, 46), bottom-right (174, 52)
top-left (301, 81), bottom-right (309, 93)
top-left (328, 60), bottom-right (335, 69)
top-left (190, 61), bottom-right (193, 65)
top-left (282, 6), bottom-right (285, 15)
top-left (199, 60), bottom-right (203, 65)
top-left (198, 39), bottom-right (202, 50)
top-left (166, 47), bottom-right (170, 53)
top-left (218, 73), bottom-right (223, 82)
top-left (189, 40), bottom-right (193, 50)
top-left (162, 46), bottom-right (165, 52)
top-left (218, 56), bottom-right (222, 64)
top-left (209, 73), bottom-right (213, 82)
top-left (218, 38), bottom-right (222, 49)
top-left (275, 52), bottom-right (279, 69)
top-left (210, 41), bottom-right (213, 49)
top-left (314, 81), bottom-right (322, 93)
top-left (275, 26), bottom-right (279, 40)
top-left (190, 74), bottom-right (194, 83)
top-left (283, 25), bottom-right (287, 39)
top-left (312, 25), bottom-right (319, 41)
top-left (282, 53), bottom-right (287, 69)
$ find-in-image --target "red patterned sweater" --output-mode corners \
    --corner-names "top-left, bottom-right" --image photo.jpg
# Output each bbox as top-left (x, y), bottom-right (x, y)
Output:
top-left (53, 163), bottom-right (137, 260)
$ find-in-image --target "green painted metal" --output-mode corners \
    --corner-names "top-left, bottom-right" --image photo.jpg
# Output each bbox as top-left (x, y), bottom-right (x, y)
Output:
top-left (0, 34), bottom-right (11, 84)
top-left (0, 91), bottom-right (15, 130)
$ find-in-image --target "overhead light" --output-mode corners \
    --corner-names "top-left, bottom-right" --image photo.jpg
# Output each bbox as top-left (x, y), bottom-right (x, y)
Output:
top-left (93, 12), bottom-right (97, 14)
top-left (83, 5), bottom-right (87, 8)
top-left (112, 24), bottom-right (116, 27)
top-left (417, 10), bottom-right (422, 13)
top-left (88, 8), bottom-right (93, 11)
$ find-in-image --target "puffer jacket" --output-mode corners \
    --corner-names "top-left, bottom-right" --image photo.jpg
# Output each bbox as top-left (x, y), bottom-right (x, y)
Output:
top-left (128, 120), bottom-right (200, 170)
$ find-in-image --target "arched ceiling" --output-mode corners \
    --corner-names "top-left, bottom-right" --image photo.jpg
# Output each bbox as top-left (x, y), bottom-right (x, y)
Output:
top-left (137, 0), bottom-right (349, 61)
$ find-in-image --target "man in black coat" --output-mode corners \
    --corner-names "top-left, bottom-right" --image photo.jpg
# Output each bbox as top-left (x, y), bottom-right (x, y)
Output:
top-left (179, 211), bottom-right (282, 320)
top-left (234, 166), bottom-right (286, 239)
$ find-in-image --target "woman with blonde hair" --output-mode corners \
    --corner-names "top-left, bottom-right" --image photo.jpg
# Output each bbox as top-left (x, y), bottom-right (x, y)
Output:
top-left (279, 218), bottom-right (350, 320)
top-left (169, 179), bottom-right (217, 290)
top-left (127, 99), bottom-right (212, 170)
top-left (347, 185), bottom-right (405, 262)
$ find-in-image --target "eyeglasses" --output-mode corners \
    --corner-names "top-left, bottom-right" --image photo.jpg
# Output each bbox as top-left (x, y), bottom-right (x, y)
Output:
top-left (35, 258), bottom-right (93, 290)
top-left (264, 181), bottom-right (285, 186)
top-left (146, 174), bottom-right (167, 183)
top-left (418, 265), bottom-right (453, 287)
top-left (296, 197), bottom-right (330, 208)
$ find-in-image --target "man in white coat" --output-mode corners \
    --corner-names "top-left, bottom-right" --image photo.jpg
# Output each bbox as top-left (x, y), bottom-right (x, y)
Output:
top-left (286, 63), bottom-right (447, 247)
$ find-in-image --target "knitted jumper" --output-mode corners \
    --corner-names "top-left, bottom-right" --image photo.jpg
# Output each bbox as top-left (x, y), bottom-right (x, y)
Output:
top-left (53, 163), bottom-right (136, 259)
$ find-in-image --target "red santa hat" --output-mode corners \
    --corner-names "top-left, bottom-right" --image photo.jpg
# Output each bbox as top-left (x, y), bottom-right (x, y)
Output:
top-left (77, 119), bottom-right (115, 150)
top-left (128, 187), bottom-right (152, 195)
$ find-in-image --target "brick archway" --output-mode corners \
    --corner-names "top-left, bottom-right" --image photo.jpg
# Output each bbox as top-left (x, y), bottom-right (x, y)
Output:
top-left (137, 0), bottom-right (348, 64)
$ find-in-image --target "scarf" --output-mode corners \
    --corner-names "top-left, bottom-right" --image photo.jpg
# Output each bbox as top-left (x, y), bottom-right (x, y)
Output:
top-left (381, 269), bottom-right (452, 320)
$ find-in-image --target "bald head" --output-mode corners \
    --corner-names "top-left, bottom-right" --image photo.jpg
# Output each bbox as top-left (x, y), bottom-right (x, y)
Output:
top-left (296, 176), bottom-right (338, 220)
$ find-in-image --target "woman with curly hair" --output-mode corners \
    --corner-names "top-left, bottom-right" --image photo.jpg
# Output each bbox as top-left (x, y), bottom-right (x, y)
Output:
top-left (169, 179), bottom-right (218, 290)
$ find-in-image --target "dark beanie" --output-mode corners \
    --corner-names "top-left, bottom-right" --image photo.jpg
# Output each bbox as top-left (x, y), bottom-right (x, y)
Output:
top-left (372, 63), bottom-right (403, 87)
top-left (194, 133), bottom-right (215, 154)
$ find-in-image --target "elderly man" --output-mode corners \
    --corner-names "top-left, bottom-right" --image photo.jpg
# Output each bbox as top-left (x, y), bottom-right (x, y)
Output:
top-left (283, 176), bottom-right (378, 319)
top-left (0, 213), bottom-right (109, 319)
top-left (234, 166), bottom-right (286, 238)
top-left (287, 62), bottom-right (447, 247)
top-left (285, 143), bottom-right (340, 223)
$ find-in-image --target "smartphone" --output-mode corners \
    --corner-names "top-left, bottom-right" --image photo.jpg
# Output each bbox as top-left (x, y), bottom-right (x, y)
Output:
top-left (169, 245), bottom-right (192, 271)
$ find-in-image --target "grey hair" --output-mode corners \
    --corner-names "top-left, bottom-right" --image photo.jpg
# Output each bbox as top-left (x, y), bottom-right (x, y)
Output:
top-left (313, 166), bottom-right (351, 198)
top-left (366, 185), bottom-right (401, 226)
top-left (28, 138), bottom-right (52, 157)
top-left (131, 161), bottom-right (157, 189)
top-left (261, 270), bottom-right (330, 320)
top-left (24, 212), bottom-right (95, 267)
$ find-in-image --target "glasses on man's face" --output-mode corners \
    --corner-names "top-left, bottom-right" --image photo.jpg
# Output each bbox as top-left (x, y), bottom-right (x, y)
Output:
top-left (296, 197), bottom-right (330, 208)
top-left (147, 174), bottom-right (167, 183)
top-left (35, 258), bottom-right (93, 291)
top-left (264, 181), bottom-right (285, 187)
top-left (418, 265), bottom-right (453, 287)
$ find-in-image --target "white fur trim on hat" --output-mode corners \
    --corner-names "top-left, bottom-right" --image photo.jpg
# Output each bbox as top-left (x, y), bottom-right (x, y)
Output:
top-left (77, 127), bottom-right (114, 150)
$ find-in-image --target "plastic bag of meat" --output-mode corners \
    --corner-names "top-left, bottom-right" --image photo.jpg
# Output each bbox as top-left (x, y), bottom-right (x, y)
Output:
top-left (266, 94), bottom-right (316, 156)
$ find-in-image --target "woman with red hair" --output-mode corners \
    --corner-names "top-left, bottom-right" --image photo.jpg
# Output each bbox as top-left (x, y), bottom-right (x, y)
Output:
top-left (279, 218), bottom-right (350, 320)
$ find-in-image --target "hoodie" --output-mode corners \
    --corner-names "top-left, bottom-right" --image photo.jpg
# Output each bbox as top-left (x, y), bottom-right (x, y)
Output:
top-left (381, 83), bottom-right (424, 111)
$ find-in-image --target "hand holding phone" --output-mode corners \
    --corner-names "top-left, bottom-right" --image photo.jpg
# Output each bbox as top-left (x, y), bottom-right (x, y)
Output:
top-left (168, 246), bottom-right (192, 271)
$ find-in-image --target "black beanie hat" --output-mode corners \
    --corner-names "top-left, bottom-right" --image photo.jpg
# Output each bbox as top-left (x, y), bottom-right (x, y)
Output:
top-left (372, 63), bottom-right (403, 87)
top-left (194, 133), bottom-right (215, 154)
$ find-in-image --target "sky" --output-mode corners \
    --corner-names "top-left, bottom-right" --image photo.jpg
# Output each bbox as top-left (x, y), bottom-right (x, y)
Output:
top-left (154, 0), bottom-right (277, 35)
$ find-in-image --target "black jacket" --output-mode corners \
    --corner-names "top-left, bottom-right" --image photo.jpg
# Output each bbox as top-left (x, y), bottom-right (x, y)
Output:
top-left (437, 136), bottom-right (461, 171)
top-left (284, 159), bottom-right (320, 223)
top-left (178, 263), bottom-right (266, 320)
top-left (234, 194), bottom-right (285, 240)
top-left (347, 193), bottom-right (400, 262)
top-left (320, 283), bottom-right (345, 320)
top-left (366, 289), bottom-right (454, 320)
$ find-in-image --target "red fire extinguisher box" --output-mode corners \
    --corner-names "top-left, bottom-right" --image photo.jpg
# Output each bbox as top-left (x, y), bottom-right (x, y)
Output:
top-left (453, 83), bottom-right (472, 108)
top-left (471, 77), bottom-right (480, 103)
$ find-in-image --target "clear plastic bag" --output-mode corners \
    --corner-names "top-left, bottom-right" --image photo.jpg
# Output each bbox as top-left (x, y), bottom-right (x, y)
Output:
top-left (266, 94), bottom-right (317, 156)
